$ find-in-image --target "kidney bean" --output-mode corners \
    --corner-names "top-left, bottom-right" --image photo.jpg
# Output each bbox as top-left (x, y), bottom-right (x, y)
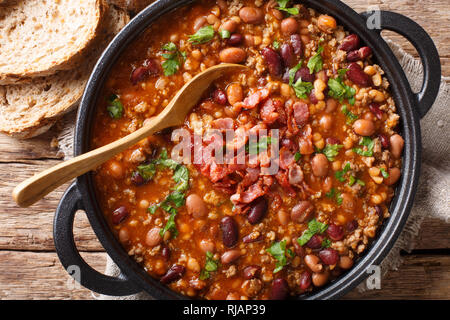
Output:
top-left (270, 278), bottom-right (289, 300)
top-left (300, 271), bottom-right (312, 290)
top-left (161, 244), bottom-right (171, 261)
top-left (186, 194), bottom-right (207, 218)
top-left (385, 167), bottom-right (401, 186)
top-left (326, 137), bottom-right (341, 145)
top-left (339, 34), bottom-right (360, 52)
top-left (346, 220), bottom-right (358, 232)
top-left (306, 234), bottom-right (323, 249)
top-left (282, 68), bottom-right (290, 83)
top-left (239, 7), bottom-right (264, 24)
top-left (379, 134), bottom-right (390, 149)
top-left (243, 265), bottom-right (261, 279)
top-left (369, 102), bottom-right (383, 120)
top-left (131, 171), bottom-right (145, 186)
top-left (327, 224), bottom-right (344, 241)
top-left (347, 46), bottom-right (372, 62)
top-left (304, 254), bottom-right (323, 273)
top-left (295, 67), bottom-right (315, 83)
top-left (219, 47), bottom-right (246, 63)
top-left (291, 201), bottom-right (314, 223)
top-left (319, 248), bottom-right (339, 265)
top-left (221, 216), bottom-right (238, 247)
top-left (353, 119), bottom-right (375, 136)
top-left (290, 34), bottom-right (303, 55)
top-left (112, 206), bottom-right (129, 225)
top-left (347, 62), bottom-right (371, 87)
top-left (390, 134), bottom-right (404, 159)
top-left (160, 264), bottom-right (185, 284)
top-left (261, 47), bottom-right (283, 77)
top-left (243, 233), bottom-right (263, 243)
top-left (247, 197), bottom-right (268, 224)
top-left (146, 227), bottom-right (162, 247)
top-left (374, 205), bottom-right (384, 220)
top-left (312, 272), bottom-right (329, 287)
top-left (311, 153), bottom-right (329, 177)
top-left (293, 240), bottom-right (305, 257)
top-left (227, 33), bottom-right (243, 46)
top-left (281, 17), bottom-right (299, 35)
top-left (280, 43), bottom-right (295, 68)
top-left (221, 250), bottom-right (242, 264)
top-left (212, 88), bottom-right (227, 105)
top-left (130, 59), bottom-right (159, 85)
top-left (339, 256), bottom-right (354, 269)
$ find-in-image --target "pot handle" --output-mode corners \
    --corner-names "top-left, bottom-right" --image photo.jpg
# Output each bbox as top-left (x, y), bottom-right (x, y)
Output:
top-left (54, 183), bottom-right (140, 296)
top-left (361, 10), bottom-right (441, 118)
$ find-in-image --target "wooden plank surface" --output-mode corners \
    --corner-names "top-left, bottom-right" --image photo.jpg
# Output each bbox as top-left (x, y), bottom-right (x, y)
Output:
top-left (0, 0), bottom-right (448, 300)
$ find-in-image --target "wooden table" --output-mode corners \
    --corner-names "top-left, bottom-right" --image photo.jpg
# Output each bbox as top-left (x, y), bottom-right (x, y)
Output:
top-left (0, 0), bottom-right (448, 300)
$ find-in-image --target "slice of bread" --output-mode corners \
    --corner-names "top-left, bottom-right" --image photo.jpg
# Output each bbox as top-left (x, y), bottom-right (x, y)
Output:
top-left (0, 0), bottom-right (107, 85)
top-left (0, 6), bottom-right (130, 139)
top-left (108, 0), bottom-right (154, 12)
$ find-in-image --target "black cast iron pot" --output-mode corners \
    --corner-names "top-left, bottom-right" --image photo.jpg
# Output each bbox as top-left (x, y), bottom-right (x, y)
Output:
top-left (54, 0), bottom-right (441, 299)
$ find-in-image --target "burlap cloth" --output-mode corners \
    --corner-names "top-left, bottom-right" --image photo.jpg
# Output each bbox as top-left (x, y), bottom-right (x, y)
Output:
top-left (57, 39), bottom-right (450, 299)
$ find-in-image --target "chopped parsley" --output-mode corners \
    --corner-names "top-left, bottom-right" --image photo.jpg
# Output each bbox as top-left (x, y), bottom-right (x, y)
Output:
top-left (322, 238), bottom-right (332, 248)
top-left (160, 211), bottom-right (178, 238)
top-left (298, 219), bottom-right (329, 246)
top-left (307, 46), bottom-right (324, 74)
top-left (353, 137), bottom-right (375, 157)
top-left (106, 94), bottom-right (124, 119)
top-left (276, 0), bottom-right (299, 15)
top-left (325, 188), bottom-right (343, 205)
top-left (294, 152), bottom-right (302, 162)
top-left (189, 25), bottom-right (215, 45)
top-left (248, 136), bottom-right (272, 155)
top-left (288, 60), bottom-right (303, 86)
top-left (341, 105), bottom-right (358, 124)
top-left (292, 78), bottom-right (313, 99)
top-left (380, 167), bottom-right (390, 178)
top-left (136, 163), bottom-right (156, 181)
top-left (322, 144), bottom-right (343, 161)
top-left (266, 240), bottom-right (294, 273)
top-left (335, 162), bottom-right (351, 182)
top-left (161, 42), bottom-right (186, 76)
top-left (328, 69), bottom-right (356, 105)
top-left (199, 251), bottom-right (220, 280)
top-left (219, 29), bottom-right (231, 39)
top-left (272, 40), bottom-right (280, 50)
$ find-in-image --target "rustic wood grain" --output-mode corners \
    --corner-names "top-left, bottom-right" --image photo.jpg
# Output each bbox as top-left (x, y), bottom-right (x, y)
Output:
top-left (0, 0), bottom-right (448, 300)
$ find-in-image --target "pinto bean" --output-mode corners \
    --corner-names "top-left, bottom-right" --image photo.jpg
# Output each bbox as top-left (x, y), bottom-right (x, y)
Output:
top-left (339, 34), bottom-right (360, 52)
top-left (226, 83), bottom-right (244, 105)
top-left (270, 278), bottom-right (289, 300)
top-left (291, 201), bottom-right (314, 223)
top-left (325, 98), bottom-right (338, 113)
top-left (112, 206), bottom-right (129, 225)
top-left (221, 216), bottom-right (238, 248)
top-left (347, 62), bottom-right (371, 87)
top-left (311, 153), bottom-right (329, 177)
top-left (219, 47), bottom-right (246, 63)
top-left (108, 160), bottom-right (124, 179)
top-left (320, 114), bottom-right (333, 131)
top-left (385, 167), bottom-right (401, 186)
top-left (390, 134), bottom-right (404, 159)
top-left (318, 15), bottom-right (337, 33)
top-left (341, 193), bottom-right (355, 213)
top-left (312, 271), bottom-right (329, 287)
top-left (221, 250), bottom-right (242, 264)
top-left (199, 239), bottom-right (215, 253)
top-left (186, 194), bottom-right (207, 218)
top-left (118, 227), bottom-right (130, 244)
top-left (353, 119), bottom-right (375, 136)
top-left (280, 43), bottom-right (295, 68)
top-left (193, 16), bottom-right (207, 32)
top-left (290, 34), bottom-right (303, 55)
top-left (247, 197), bottom-right (268, 224)
top-left (239, 7), bottom-right (264, 24)
top-left (160, 264), bottom-right (185, 284)
top-left (278, 210), bottom-right (290, 225)
top-left (146, 227), bottom-right (162, 247)
top-left (220, 19), bottom-right (238, 33)
top-left (281, 17), bottom-right (299, 35)
top-left (339, 256), bottom-right (354, 269)
top-left (243, 265), bottom-right (261, 279)
top-left (261, 47), bottom-right (283, 77)
top-left (304, 254), bottom-right (323, 273)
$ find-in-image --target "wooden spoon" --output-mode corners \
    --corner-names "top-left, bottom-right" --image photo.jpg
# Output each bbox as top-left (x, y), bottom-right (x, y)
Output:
top-left (13, 63), bottom-right (247, 207)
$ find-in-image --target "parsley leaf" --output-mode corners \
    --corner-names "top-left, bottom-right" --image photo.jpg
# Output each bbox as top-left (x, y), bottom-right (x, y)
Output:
top-left (273, 40), bottom-right (280, 50)
top-left (248, 136), bottom-right (272, 155)
top-left (172, 165), bottom-right (189, 192)
top-left (307, 46), bottom-right (324, 74)
top-left (322, 238), bottom-right (332, 248)
top-left (335, 162), bottom-right (351, 182)
top-left (288, 60), bottom-right (303, 86)
top-left (341, 105), bottom-right (358, 124)
top-left (161, 42), bottom-right (186, 76)
top-left (322, 144), bottom-right (343, 161)
top-left (136, 163), bottom-right (156, 181)
top-left (294, 152), bottom-right (301, 162)
top-left (297, 219), bottom-right (329, 246)
top-left (267, 240), bottom-right (292, 273)
top-left (106, 94), bottom-right (124, 119)
top-left (380, 168), bottom-right (390, 178)
top-left (276, 0), bottom-right (290, 7)
top-left (276, 7), bottom-right (299, 15)
top-left (353, 137), bottom-right (375, 157)
top-left (160, 211), bottom-right (178, 237)
top-left (292, 78), bottom-right (313, 99)
top-left (328, 69), bottom-right (356, 104)
top-left (199, 251), bottom-right (220, 280)
top-left (219, 29), bottom-right (231, 39)
top-left (326, 188), bottom-right (343, 205)
top-left (189, 25), bottom-right (215, 45)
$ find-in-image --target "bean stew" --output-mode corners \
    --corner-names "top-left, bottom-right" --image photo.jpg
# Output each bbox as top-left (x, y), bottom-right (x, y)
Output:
top-left (91, 0), bottom-right (404, 299)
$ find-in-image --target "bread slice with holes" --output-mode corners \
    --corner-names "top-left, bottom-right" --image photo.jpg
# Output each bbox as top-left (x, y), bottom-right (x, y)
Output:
top-left (0, 0), bottom-right (107, 85)
top-left (108, 0), bottom-right (154, 12)
top-left (0, 6), bottom-right (130, 139)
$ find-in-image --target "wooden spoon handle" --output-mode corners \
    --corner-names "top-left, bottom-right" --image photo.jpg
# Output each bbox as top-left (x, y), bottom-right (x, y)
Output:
top-left (12, 116), bottom-right (164, 208)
